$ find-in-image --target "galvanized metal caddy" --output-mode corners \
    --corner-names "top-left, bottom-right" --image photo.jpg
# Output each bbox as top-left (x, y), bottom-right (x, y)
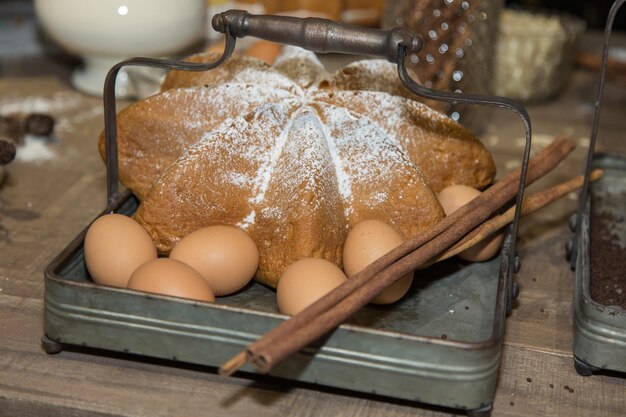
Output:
top-left (42, 11), bottom-right (534, 417)
top-left (567, 0), bottom-right (626, 377)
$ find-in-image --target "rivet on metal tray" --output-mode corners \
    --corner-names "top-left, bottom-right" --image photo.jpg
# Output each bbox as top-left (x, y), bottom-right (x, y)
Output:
top-left (568, 213), bottom-right (577, 233)
top-left (512, 282), bottom-right (520, 300)
top-left (513, 255), bottom-right (521, 274)
top-left (565, 238), bottom-right (574, 262)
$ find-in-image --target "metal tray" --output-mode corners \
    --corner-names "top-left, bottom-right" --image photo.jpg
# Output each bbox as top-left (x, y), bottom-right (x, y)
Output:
top-left (571, 154), bottom-right (626, 376)
top-left (568, 0), bottom-right (626, 377)
top-left (43, 190), bottom-right (515, 417)
top-left (41, 12), bottom-right (534, 417)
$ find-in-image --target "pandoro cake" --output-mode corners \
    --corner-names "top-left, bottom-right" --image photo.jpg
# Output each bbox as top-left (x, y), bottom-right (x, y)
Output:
top-left (98, 47), bottom-right (496, 288)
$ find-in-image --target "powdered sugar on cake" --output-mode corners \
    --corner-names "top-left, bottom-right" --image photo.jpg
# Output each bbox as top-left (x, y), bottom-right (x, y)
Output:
top-left (150, 49), bottom-right (454, 229)
top-left (127, 47), bottom-right (496, 285)
top-left (312, 110), bottom-right (352, 203)
top-left (273, 46), bottom-right (328, 89)
top-left (203, 98), bottom-right (423, 230)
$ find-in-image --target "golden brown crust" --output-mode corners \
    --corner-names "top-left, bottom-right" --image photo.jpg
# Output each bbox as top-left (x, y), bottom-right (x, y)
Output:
top-left (272, 46), bottom-right (328, 88)
top-left (133, 103), bottom-right (295, 253)
top-left (98, 83), bottom-right (294, 200)
top-left (161, 51), bottom-right (278, 91)
top-left (134, 101), bottom-right (445, 288)
top-left (108, 49), bottom-right (494, 287)
top-left (251, 108), bottom-right (347, 286)
top-left (313, 102), bottom-right (445, 240)
top-left (134, 102), bottom-right (349, 288)
top-left (314, 90), bottom-right (496, 193)
top-left (318, 59), bottom-right (415, 101)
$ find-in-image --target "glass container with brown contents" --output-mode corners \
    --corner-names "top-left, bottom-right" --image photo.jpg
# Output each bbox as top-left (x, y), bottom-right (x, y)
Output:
top-left (569, 0), bottom-right (626, 378)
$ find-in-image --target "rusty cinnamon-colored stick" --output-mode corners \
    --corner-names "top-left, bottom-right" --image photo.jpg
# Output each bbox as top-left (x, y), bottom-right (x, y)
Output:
top-left (220, 350), bottom-right (250, 375)
top-left (436, 169), bottom-right (604, 262)
top-left (577, 51), bottom-right (626, 76)
top-left (219, 137), bottom-right (576, 376)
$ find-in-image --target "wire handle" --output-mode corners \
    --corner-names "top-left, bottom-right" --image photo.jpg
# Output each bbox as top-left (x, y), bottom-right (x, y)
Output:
top-left (211, 10), bottom-right (422, 62)
top-left (103, 29), bottom-right (236, 205)
top-left (396, 50), bottom-right (532, 303)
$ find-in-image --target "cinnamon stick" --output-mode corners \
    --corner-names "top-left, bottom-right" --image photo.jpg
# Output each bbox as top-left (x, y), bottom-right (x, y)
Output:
top-left (219, 137), bottom-right (577, 375)
top-left (436, 169), bottom-right (604, 262)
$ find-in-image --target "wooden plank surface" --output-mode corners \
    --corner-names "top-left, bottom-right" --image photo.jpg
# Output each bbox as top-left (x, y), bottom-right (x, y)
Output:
top-left (1, 36), bottom-right (626, 416)
top-left (2, 293), bottom-right (625, 417)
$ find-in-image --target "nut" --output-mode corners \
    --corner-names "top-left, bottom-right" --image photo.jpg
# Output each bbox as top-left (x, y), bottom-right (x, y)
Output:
top-left (24, 113), bottom-right (55, 136)
top-left (0, 136), bottom-right (17, 165)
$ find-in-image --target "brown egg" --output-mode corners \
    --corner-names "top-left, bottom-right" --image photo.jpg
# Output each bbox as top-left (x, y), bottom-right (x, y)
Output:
top-left (84, 214), bottom-right (157, 288)
top-left (169, 225), bottom-right (259, 296)
top-left (244, 40), bottom-right (283, 64)
top-left (277, 258), bottom-right (347, 316)
top-left (437, 185), bottom-right (503, 262)
top-left (343, 220), bottom-right (413, 305)
top-left (127, 258), bottom-right (215, 302)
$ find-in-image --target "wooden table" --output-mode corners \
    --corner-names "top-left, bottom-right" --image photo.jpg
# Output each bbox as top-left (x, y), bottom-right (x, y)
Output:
top-left (1, 33), bottom-right (626, 416)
